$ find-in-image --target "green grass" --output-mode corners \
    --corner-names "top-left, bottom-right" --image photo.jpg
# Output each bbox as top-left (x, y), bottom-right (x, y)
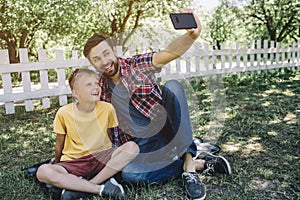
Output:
top-left (0, 68), bottom-right (299, 200)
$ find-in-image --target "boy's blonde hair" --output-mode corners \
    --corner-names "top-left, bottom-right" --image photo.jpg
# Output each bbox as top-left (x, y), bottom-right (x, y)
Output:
top-left (68, 68), bottom-right (97, 90)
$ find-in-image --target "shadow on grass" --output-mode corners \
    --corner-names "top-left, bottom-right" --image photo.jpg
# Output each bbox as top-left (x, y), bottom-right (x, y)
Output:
top-left (201, 69), bottom-right (299, 199)
top-left (0, 101), bottom-right (58, 199)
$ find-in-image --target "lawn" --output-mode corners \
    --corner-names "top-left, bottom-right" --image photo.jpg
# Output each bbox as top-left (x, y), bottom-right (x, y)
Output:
top-left (0, 68), bottom-right (299, 200)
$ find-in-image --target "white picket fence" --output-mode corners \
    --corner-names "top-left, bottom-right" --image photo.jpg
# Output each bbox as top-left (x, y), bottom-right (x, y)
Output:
top-left (0, 40), bottom-right (299, 114)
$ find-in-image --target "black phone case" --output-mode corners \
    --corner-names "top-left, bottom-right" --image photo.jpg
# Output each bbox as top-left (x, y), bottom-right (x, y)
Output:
top-left (170, 13), bottom-right (197, 30)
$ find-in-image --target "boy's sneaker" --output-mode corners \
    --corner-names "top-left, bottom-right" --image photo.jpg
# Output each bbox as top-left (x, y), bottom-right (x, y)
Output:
top-left (182, 172), bottom-right (206, 200)
top-left (200, 152), bottom-right (232, 176)
top-left (60, 177), bottom-right (126, 200)
top-left (100, 177), bottom-right (127, 200)
top-left (60, 189), bottom-right (92, 200)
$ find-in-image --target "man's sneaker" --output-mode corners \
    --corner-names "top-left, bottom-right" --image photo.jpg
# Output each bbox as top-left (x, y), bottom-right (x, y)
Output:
top-left (100, 177), bottom-right (127, 200)
top-left (182, 172), bottom-right (206, 200)
top-left (193, 137), bottom-right (221, 159)
top-left (60, 189), bottom-right (93, 200)
top-left (200, 152), bottom-right (232, 176)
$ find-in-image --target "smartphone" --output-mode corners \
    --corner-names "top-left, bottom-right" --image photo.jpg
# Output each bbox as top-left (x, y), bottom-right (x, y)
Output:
top-left (170, 13), bottom-right (197, 30)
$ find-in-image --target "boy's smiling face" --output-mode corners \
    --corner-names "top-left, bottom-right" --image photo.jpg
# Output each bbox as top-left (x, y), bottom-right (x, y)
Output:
top-left (72, 73), bottom-right (101, 103)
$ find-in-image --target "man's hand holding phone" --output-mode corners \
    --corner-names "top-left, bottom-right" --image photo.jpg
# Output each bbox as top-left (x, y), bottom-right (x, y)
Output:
top-left (170, 9), bottom-right (202, 40)
top-left (153, 9), bottom-right (202, 67)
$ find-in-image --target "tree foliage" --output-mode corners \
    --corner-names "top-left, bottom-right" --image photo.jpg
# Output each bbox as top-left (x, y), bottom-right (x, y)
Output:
top-left (0, 0), bottom-right (187, 63)
top-left (84, 0), bottom-right (188, 47)
top-left (2, 0), bottom-right (298, 64)
top-left (230, 0), bottom-right (300, 42)
top-left (207, 1), bottom-right (244, 49)
top-left (0, 0), bottom-right (91, 63)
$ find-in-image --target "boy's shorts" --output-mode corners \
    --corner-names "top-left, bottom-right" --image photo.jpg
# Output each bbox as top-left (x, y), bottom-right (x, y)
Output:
top-left (57, 148), bottom-right (116, 179)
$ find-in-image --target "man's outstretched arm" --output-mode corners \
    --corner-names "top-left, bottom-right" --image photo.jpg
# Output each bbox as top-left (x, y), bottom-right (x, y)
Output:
top-left (153, 10), bottom-right (202, 67)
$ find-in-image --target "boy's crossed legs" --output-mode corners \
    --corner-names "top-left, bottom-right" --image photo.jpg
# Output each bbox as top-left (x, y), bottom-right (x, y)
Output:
top-left (36, 141), bottom-right (139, 199)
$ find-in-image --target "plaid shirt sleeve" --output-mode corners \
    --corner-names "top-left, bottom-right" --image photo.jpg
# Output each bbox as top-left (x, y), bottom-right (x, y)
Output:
top-left (109, 127), bottom-right (133, 147)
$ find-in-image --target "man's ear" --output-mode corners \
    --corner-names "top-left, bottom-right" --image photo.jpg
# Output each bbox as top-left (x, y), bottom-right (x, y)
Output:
top-left (72, 89), bottom-right (79, 99)
top-left (113, 46), bottom-right (118, 56)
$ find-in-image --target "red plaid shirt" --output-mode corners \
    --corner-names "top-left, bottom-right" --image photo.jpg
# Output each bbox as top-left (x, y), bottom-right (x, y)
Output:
top-left (99, 52), bottom-right (162, 146)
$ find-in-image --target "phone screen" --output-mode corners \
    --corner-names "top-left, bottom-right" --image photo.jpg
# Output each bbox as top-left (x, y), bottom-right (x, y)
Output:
top-left (170, 13), bottom-right (197, 30)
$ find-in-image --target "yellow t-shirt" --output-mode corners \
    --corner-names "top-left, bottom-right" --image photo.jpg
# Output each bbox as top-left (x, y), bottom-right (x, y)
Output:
top-left (53, 101), bottom-right (118, 161)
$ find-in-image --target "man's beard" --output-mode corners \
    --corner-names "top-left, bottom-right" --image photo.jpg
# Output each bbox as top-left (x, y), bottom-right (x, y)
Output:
top-left (102, 60), bottom-right (119, 77)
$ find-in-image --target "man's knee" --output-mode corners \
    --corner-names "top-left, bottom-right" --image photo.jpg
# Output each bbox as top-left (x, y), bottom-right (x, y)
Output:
top-left (163, 80), bottom-right (184, 96)
top-left (165, 79), bottom-right (182, 89)
top-left (118, 141), bottom-right (139, 160)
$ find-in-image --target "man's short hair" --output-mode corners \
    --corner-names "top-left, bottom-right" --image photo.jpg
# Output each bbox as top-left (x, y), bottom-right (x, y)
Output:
top-left (83, 34), bottom-right (114, 58)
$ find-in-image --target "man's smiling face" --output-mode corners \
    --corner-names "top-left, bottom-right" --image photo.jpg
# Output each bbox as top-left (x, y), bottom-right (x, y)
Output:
top-left (88, 40), bottom-right (119, 77)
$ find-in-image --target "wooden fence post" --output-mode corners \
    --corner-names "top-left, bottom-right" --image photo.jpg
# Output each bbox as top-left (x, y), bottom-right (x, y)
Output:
top-left (256, 40), bottom-right (262, 68)
top-left (243, 40), bottom-right (248, 69)
top-left (38, 49), bottom-right (50, 108)
top-left (275, 42), bottom-right (280, 69)
top-left (185, 48), bottom-right (191, 80)
top-left (220, 43), bottom-right (226, 71)
top-left (228, 42), bottom-right (233, 70)
top-left (250, 40), bottom-right (255, 69)
top-left (203, 43), bottom-right (210, 71)
top-left (0, 50), bottom-right (14, 114)
top-left (236, 41), bottom-right (241, 76)
top-left (212, 42), bottom-right (217, 70)
top-left (270, 41), bottom-right (275, 64)
top-left (56, 50), bottom-right (68, 106)
top-left (195, 42), bottom-right (202, 83)
top-left (19, 48), bottom-right (34, 112)
top-left (263, 40), bottom-right (268, 70)
top-left (291, 42), bottom-right (296, 68)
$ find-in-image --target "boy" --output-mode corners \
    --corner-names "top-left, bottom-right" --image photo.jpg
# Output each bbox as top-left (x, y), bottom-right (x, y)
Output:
top-left (36, 68), bottom-right (139, 200)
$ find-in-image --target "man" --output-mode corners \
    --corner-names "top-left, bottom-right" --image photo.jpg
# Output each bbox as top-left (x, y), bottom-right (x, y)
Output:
top-left (83, 10), bottom-right (231, 200)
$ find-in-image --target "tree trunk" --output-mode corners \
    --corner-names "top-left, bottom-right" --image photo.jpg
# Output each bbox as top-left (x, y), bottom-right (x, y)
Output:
top-left (7, 42), bottom-right (19, 63)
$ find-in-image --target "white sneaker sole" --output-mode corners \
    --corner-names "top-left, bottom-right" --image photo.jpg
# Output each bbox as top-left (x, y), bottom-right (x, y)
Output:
top-left (193, 193), bottom-right (206, 200)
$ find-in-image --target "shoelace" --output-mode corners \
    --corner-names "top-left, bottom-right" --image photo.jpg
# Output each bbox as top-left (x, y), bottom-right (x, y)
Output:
top-left (202, 163), bottom-right (215, 176)
top-left (185, 173), bottom-right (200, 184)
